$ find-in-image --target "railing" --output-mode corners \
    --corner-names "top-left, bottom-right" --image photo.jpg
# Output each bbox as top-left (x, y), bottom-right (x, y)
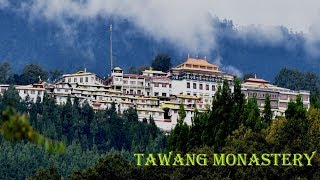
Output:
top-left (171, 76), bottom-right (234, 85)
top-left (242, 86), bottom-right (310, 94)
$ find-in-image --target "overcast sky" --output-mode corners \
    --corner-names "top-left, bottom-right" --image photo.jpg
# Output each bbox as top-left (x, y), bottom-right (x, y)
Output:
top-left (1, 0), bottom-right (320, 54)
top-left (209, 0), bottom-right (319, 33)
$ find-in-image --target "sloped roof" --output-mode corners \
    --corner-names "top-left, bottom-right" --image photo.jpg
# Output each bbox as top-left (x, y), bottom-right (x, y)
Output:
top-left (176, 58), bottom-right (219, 69)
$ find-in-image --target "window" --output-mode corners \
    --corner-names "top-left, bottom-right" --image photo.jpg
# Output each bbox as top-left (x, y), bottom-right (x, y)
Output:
top-left (137, 90), bottom-right (141, 94)
top-left (154, 92), bottom-right (159, 96)
top-left (85, 77), bottom-right (88, 82)
top-left (162, 84), bottom-right (166, 87)
top-left (199, 84), bottom-right (203, 90)
top-left (65, 89), bottom-right (68, 93)
top-left (206, 84), bottom-right (209, 90)
top-left (31, 90), bottom-right (35, 94)
top-left (24, 90), bottom-right (27, 94)
top-left (187, 82), bottom-right (190, 88)
top-left (123, 80), bottom-right (128, 84)
top-left (80, 77), bottom-right (83, 83)
top-left (74, 78), bottom-right (77, 82)
top-left (212, 85), bottom-right (216, 91)
top-left (193, 83), bottom-right (197, 89)
top-left (68, 78), bottom-right (71, 82)
top-left (154, 83), bottom-right (159, 87)
top-left (162, 93), bottom-right (167, 97)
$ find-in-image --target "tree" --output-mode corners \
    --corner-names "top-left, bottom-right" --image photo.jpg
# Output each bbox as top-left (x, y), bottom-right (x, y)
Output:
top-left (167, 103), bottom-right (189, 152)
top-left (231, 78), bottom-right (246, 129)
top-left (49, 70), bottom-right (63, 83)
top-left (262, 94), bottom-right (273, 126)
top-left (136, 65), bottom-right (151, 75)
top-left (61, 96), bottom-right (73, 143)
top-left (128, 65), bottom-right (137, 74)
top-left (0, 62), bottom-right (12, 84)
top-left (311, 92), bottom-right (320, 108)
top-left (242, 96), bottom-right (261, 131)
top-left (242, 72), bottom-right (255, 81)
top-left (151, 54), bottom-right (172, 72)
top-left (19, 64), bottom-right (48, 85)
top-left (274, 68), bottom-right (320, 95)
top-left (29, 166), bottom-right (61, 180)
top-left (268, 95), bottom-right (309, 151)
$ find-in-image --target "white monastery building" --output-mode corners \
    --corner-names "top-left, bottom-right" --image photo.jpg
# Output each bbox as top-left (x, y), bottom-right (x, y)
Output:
top-left (0, 58), bottom-right (311, 132)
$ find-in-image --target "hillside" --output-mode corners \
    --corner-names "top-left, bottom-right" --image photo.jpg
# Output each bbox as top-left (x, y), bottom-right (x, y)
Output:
top-left (0, 7), bottom-right (319, 81)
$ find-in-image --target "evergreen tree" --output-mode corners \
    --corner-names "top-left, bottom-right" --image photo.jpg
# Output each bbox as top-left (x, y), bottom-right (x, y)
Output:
top-left (310, 92), bottom-right (320, 108)
top-left (167, 103), bottom-right (189, 153)
top-left (262, 94), bottom-right (273, 126)
top-left (242, 96), bottom-right (261, 131)
top-left (231, 78), bottom-right (246, 130)
top-left (151, 54), bottom-right (172, 72)
top-left (61, 96), bottom-right (73, 142)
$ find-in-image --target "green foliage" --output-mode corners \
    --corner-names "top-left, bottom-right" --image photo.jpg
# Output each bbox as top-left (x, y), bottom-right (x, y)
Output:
top-left (242, 72), bottom-right (255, 81)
top-left (0, 106), bottom-right (65, 154)
top-left (19, 64), bottom-right (49, 85)
top-left (0, 86), bottom-right (165, 179)
top-left (29, 166), bottom-right (61, 180)
top-left (168, 103), bottom-right (190, 153)
top-left (262, 94), bottom-right (273, 126)
top-left (49, 69), bottom-right (63, 83)
top-left (127, 65), bottom-right (150, 74)
top-left (151, 54), bottom-right (172, 72)
top-left (242, 96), bottom-right (262, 131)
top-left (0, 62), bottom-right (13, 84)
top-left (275, 68), bottom-right (320, 95)
top-left (311, 92), bottom-right (320, 108)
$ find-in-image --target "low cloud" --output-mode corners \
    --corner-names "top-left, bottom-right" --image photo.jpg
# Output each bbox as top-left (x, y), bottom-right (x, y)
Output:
top-left (17, 0), bottom-right (217, 54)
top-left (0, 0), bottom-right (9, 8)
top-left (3, 0), bottom-right (320, 65)
top-left (212, 55), bottom-right (243, 77)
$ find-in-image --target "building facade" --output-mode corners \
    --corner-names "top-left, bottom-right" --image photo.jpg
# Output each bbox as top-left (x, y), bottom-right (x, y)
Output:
top-left (0, 58), bottom-right (311, 132)
top-left (241, 78), bottom-right (310, 117)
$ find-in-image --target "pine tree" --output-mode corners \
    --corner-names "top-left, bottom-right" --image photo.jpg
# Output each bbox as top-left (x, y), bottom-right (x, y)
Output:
top-left (262, 94), bottom-right (273, 126)
top-left (231, 78), bottom-right (246, 130)
top-left (167, 103), bottom-right (189, 153)
top-left (243, 96), bottom-right (261, 131)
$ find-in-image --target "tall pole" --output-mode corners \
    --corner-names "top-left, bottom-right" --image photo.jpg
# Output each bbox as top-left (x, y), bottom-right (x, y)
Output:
top-left (110, 24), bottom-right (113, 72)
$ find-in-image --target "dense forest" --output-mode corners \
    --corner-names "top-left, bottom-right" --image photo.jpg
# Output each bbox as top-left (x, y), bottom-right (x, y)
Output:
top-left (0, 86), bottom-right (166, 179)
top-left (0, 62), bottom-right (319, 179)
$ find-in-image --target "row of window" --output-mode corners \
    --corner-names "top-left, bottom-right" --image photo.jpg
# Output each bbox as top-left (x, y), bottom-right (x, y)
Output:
top-left (68, 77), bottom-right (90, 83)
top-left (66, 76), bottom-right (103, 84)
top-left (20, 90), bottom-right (43, 95)
top-left (138, 111), bottom-right (163, 116)
top-left (56, 89), bottom-right (69, 93)
top-left (247, 92), bottom-right (278, 99)
top-left (187, 82), bottom-right (216, 91)
top-left (154, 83), bottom-right (171, 88)
top-left (154, 92), bottom-right (167, 97)
top-left (123, 80), bottom-right (145, 86)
